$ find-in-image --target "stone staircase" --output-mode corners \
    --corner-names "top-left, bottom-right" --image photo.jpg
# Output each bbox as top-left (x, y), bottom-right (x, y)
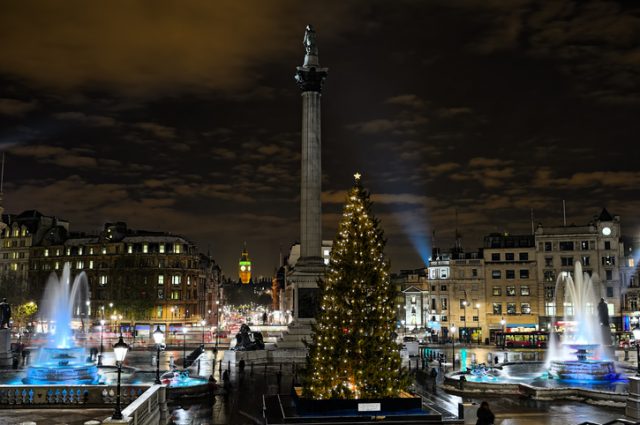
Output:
top-left (275, 322), bottom-right (314, 350)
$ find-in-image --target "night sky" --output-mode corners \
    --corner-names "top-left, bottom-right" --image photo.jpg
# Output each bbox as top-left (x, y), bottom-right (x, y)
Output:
top-left (1, 1), bottom-right (639, 277)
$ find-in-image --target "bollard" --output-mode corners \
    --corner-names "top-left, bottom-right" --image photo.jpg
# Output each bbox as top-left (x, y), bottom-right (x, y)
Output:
top-left (228, 360), bottom-right (231, 371)
top-left (219, 359), bottom-right (222, 374)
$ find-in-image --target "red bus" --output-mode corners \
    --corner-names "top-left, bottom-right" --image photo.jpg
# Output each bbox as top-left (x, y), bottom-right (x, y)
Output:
top-left (495, 331), bottom-right (549, 349)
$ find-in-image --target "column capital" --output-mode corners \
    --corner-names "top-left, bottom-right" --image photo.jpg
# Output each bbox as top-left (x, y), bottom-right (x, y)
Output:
top-left (295, 66), bottom-right (328, 93)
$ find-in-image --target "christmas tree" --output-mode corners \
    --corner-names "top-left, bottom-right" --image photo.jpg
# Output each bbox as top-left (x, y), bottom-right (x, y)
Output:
top-left (303, 173), bottom-right (409, 400)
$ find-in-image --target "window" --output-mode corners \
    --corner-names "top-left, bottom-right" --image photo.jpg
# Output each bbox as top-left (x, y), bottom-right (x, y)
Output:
top-left (89, 247), bottom-right (95, 255)
top-left (472, 315), bottom-right (479, 322)
top-left (156, 306), bottom-right (163, 318)
top-left (472, 269), bottom-right (478, 277)
top-left (521, 286), bottom-right (530, 296)
top-left (492, 286), bottom-right (502, 296)
top-left (520, 269), bottom-right (529, 279)
top-left (157, 289), bottom-right (164, 299)
top-left (101, 246), bottom-right (107, 255)
top-left (602, 256), bottom-right (615, 266)
top-left (492, 270), bottom-right (501, 279)
top-left (174, 243), bottom-right (182, 254)
top-left (99, 275), bottom-right (108, 286)
top-left (431, 285), bottom-right (436, 292)
top-left (606, 286), bottom-right (614, 297)
top-left (491, 253), bottom-right (500, 261)
top-left (581, 256), bottom-right (590, 266)
top-left (441, 298), bottom-right (448, 310)
top-left (459, 315), bottom-right (465, 322)
top-left (492, 303), bottom-right (502, 314)
top-left (561, 257), bottom-right (573, 267)
top-left (544, 257), bottom-right (553, 267)
top-left (440, 285), bottom-right (447, 291)
top-left (459, 299), bottom-right (467, 308)
top-left (187, 276), bottom-right (191, 286)
top-left (544, 242), bottom-right (552, 252)
top-left (544, 270), bottom-right (556, 282)
top-left (580, 240), bottom-right (589, 250)
top-left (506, 286), bottom-right (516, 296)
top-left (505, 253), bottom-right (515, 261)
top-left (170, 290), bottom-right (181, 300)
top-left (44, 249), bottom-right (49, 257)
top-left (79, 247), bottom-right (83, 255)
top-left (441, 315), bottom-right (448, 322)
top-left (545, 301), bottom-right (556, 316)
top-left (521, 303), bottom-right (531, 314)
top-left (158, 275), bottom-right (164, 285)
top-left (564, 303), bottom-right (574, 316)
top-left (143, 244), bottom-right (148, 253)
top-left (506, 270), bottom-right (515, 279)
top-left (66, 248), bottom-right (71, 256)
top-left (559, 241), bottom-right (574, 251)
top-left (159, 244), bottom-right (165, 254)
top-left (76, 261), bottom-right (84, 269)
top-left (606, 270), bottom-right (613, 281)
top-left (54, 262), bottom-right (60, 270)
top-left (519, 252), bottom-right (528, 261)
top-left (128, 245), bottom-right (133, 254)
top-left (55, 249), bottom-right (61, 256)
top-left (89, 260), bottom-right (94, 269)
top-left (604, 241), bottom-right (611, 250)
top-left (507, 303), bottom-right (516, 314)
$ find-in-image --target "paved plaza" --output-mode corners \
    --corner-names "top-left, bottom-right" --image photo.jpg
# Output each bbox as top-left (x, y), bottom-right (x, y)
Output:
top-left (2, 345), bottom-right (639, 424)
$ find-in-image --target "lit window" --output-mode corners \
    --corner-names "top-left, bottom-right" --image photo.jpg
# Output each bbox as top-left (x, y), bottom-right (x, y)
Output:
top-left (143, 244), bottom-right (148, 254)
top-left (55, 249), bottom-right (61, 256)
top-left (520, 286), bottom-right (530, 296)
top-left (76, 261), bottom-right (84, 269)
top-left (10, 263), bottom-right (17, 271)
top-left (492, 303), bottom-right (502, 314)
top-left (506, 303), bottom-right (516, 314)
top-left (172, 275), bottom-right (181, 286)
top-left (158, 275), bottom-right (164, 285)
top-left (99, 275), bottom-right (108, 286)
top-left (128, 245), bottom-right (133, 254)
top-left (492, 286), bottom-right (501, 296)
top-left (157, 289), bottom-right (164, 299)
top-left (101, 247), bottom-right (107, 255)
top-left (506, 286), bottom-right (516, 296)
top-left (79, 247), bottom-right (83, 255)
top-left (521, 303), bottom-right (531, 314)
top-left (174, 244), bottom-right (182, 254)
top-left (21, 228), bottom-right (27, 237)
top-left (545, 302), bottom-right (556, 316)
top-left (89, 260), bottom-right (94, 269)
top-left (89, 248), bottom-right (94, 255)
top-left (55, 262), bottom-right (60, 270)
top-left (187, 276), bottom-right (191, 286)
top-left (159, 244), bottom-right (165, 254)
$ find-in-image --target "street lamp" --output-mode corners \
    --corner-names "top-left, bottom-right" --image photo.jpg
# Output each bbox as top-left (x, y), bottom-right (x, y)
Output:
top-left (633, 325), bottom-right (640, 375)
top-left (200, 319), bottom-right (206, 345)
top-left (182, 326), bottom-right (188, 370)
top-left (98, 319), bottom-right (105, 366)
top-left (475, 303), bottom-right (481, 345)
top-left (153, 326), bottom-right (165, 384)
top-left (450, 324), bottom-right (456, 369)
top-left (500, 318), bottom-right (506, 350)
top-left (112, 335), bottom-right (129, 420)
top-left (215, 300), bottom-right (220, 352)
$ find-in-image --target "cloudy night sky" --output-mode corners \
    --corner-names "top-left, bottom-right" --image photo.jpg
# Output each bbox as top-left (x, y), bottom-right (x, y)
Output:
top-left (1, 1), bottom-right (639, 277)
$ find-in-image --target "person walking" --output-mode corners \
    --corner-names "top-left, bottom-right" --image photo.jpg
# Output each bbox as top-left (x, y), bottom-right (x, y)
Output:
top-left (476, 401), bottom-right (495, 425)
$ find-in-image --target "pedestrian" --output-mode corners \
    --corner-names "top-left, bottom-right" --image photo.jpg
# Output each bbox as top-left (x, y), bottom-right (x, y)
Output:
top-left (476, 401), bottom-right (495, 425)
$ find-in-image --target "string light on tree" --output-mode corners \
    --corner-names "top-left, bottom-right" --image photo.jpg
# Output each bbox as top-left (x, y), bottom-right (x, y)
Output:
top-left (303, 172), bottom-right (409, 400)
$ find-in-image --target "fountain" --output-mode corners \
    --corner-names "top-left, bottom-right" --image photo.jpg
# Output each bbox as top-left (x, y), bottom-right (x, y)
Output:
top-left (23, 263), bottom-right (98, 384)
top-left (546, 261), bottom-right (618, 382)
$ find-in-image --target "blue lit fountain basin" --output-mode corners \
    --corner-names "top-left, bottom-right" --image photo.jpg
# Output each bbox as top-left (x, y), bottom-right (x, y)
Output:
top-left (443, 362), bottom-right (629, 404)
top-left (23, 347), bottom-right (99, 385)
top-left (102, 370), bottom-right (212, 398)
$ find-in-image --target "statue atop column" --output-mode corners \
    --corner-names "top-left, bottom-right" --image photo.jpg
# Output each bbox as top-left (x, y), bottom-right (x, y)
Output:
top-left (302, 24), bottom-right (320, 68)
top-left (0, 298), bottom-right (11, 329)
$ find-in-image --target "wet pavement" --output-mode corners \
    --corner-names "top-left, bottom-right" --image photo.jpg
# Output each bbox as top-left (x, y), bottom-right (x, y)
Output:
top-left (2, 344), bottom-right (640, 424)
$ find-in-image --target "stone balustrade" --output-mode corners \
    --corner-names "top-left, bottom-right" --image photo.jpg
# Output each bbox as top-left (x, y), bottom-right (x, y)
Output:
top-left (0, 384), bottom-right (149, 407)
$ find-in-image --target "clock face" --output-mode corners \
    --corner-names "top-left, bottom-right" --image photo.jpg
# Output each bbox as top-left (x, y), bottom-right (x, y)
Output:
top-left (602, 226), bottom-right (612, 236)
top-left (240, 265), bottom-right (246, 271)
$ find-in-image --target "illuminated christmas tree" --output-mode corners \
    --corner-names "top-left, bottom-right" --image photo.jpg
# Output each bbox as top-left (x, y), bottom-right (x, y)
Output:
top-left (303, 173), bottom-right (409, 399)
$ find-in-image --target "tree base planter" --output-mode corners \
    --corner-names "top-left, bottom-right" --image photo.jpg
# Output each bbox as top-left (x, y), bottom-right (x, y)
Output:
top-left (262, 387), bottom-right (451, 424)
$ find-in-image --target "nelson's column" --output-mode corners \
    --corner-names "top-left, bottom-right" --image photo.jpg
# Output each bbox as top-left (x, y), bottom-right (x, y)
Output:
top-left (287, 25), bottom-right (328, 324)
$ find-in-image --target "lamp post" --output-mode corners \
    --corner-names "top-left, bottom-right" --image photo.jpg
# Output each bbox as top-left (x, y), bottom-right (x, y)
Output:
top-left (153, 326), bottom-right (165, 384)
top-left (450, 324), bottom-right (456, 369)
top-left (633, 325), bottom-right (640, 376)
top-left (462, 301), bottom-right (467, 345)
top-left (200, 319), bottom-right (206, 346)
top-left (500, 318), bottom-right (506, 350)
top-left (215, 300), bottom-right (220, 352)
top-left (98, 319), bottom-right (105, 366)
top-left (475, 303), bottom-right (481, 345)
top-left (112, 335), bottom-right (129, 420)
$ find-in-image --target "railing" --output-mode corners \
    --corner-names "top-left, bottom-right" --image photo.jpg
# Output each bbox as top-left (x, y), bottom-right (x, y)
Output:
top-left (116, 384), bottom-right (167, 425)
top-left (0, 384), bottom-right (148, 407)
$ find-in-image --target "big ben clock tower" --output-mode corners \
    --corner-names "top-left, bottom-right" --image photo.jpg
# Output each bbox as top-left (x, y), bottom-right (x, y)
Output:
top-left (238, 244), bottom-right (252, 284)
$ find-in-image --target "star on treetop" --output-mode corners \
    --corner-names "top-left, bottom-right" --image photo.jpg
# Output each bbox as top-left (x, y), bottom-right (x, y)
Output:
top-left (354, 172), bottom-right (361, 181)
